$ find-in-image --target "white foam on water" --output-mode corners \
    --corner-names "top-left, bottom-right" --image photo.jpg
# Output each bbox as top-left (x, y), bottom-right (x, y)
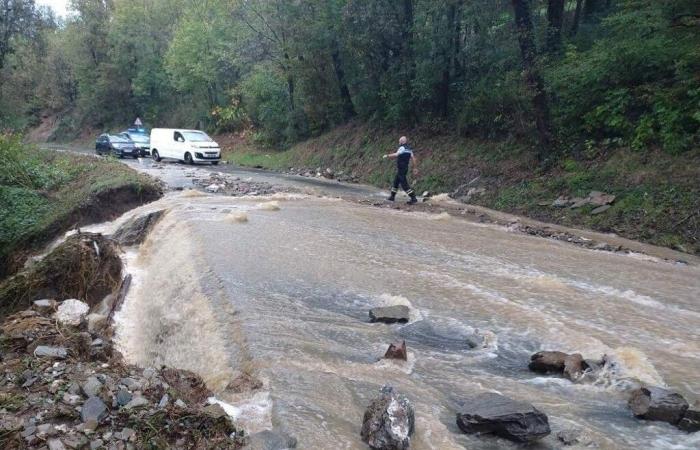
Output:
top-left (226, 211), bottom-right (249, 223)
top-left (207, 391), bottom-right (273, 433)
top-left (257, 200), bottom-right (280, 211)
top-left (428, 193), bottom-right (453, 203)
top-left (372, 350), bottom-right (416, 374)
top-left (594, 347), bottom-right (666, 389)
top-left (375, 293), bottom-right (423, 323)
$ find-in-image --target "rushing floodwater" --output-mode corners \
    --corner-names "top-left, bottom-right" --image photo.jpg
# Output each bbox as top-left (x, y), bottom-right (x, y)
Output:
top-left (107, 183), bottom-right (700, 449)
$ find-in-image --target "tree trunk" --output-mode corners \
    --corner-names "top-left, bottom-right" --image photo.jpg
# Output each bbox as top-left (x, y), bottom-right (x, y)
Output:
top-left (583, 0), bottom-right (601, 19)
top-left (438, 2), bottom-right (458, 117)
top-left (510, 0), bottom-right (554, 156)
top-left (331, 45), bottom-right (356, 119)
top-left (545, 0), bottom-right (565, 53)
top-left (570, 0), bottom-right (583, 36)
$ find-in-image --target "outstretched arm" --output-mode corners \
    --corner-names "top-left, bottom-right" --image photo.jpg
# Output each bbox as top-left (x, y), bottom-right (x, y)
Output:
top-left (382, 151), bottom-right (398, 159)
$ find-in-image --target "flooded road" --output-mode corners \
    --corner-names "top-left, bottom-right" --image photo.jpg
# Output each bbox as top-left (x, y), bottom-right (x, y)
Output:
top-left (85, 158), bottom-right (700, 449)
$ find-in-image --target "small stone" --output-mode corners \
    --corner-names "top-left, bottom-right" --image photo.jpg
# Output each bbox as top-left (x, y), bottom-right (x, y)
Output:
top-left (384, 340), bottom-right (408, 361)
top-left (81, 397), bottom-right (108, 424)
top-left (48, 438), bottom-right (67, 450)
top-left (90, 439), bottom-right (104, 450)
top-left (33, 299), bottom-right (58, 314)
top-left (175, 399), bottom-right (186, 408)
top-left (63, 435), bottom-right (89, 449)
top-left (54, 299), bottom-right (90, 326)
top-left (116, 389), bottom-right (132, 407)
top-left (34, 346), bottom-right (68, 359)
top-left (62, 393), bottom-right (83, 406)
top-left (124, 396), bottom-right (149, 410)
top-left (49, 380), bottom-right (63, 393)
top-left (591, 204), bottom-right (611, 215)
top-left (202, 403), bottom-right (227, 419)
top-left (119, 377), bottom-right (142, 390)
top-left (557, 429), bottom-right (593, 446)
top-left (142, 368), bottom-right (156, 379)
top-left (369, 305), bottom-right (410, 324)
top-left (37, 423), bottom-right (56, 436)
top-left (22, 425), bottom-right (37, 438)
top-left (82, 376), bottom-right (103, 398)
top-left (115, 428), bottom-right (135, 441)
top-left (158, 394), bottom-right (169, 409)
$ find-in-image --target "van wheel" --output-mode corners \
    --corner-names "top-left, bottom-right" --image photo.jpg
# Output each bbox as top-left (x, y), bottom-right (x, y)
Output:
top-left (152, 150), bottom-right (161, 162)
top-left (184, 152), bottom-right (194, 165)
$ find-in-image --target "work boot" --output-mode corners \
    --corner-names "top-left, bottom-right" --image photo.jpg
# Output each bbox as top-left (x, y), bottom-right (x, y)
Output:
top-left (387, 192), bottom-right (396, 202)
top-left (406, 195), bottom-right (418, 205)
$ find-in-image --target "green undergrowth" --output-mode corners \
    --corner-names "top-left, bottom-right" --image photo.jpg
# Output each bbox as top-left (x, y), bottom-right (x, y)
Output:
top-left (222, 123), bottom-right (699, 255)
top-left (0, 134), bottom-right (162, 279)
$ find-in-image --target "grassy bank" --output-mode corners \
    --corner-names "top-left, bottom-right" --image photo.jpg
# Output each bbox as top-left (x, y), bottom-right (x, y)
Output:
top-left (221, 123), bottom-right (699, 255)
top-left (0, 134), bottom-right (162, 279)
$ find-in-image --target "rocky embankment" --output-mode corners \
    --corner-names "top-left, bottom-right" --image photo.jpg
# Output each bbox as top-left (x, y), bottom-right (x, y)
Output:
top-left (0, 209), bottom-right (251, 449)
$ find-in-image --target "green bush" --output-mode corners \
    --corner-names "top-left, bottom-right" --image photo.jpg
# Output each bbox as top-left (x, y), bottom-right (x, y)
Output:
top-left (548, 1), bottom-right (700, 154)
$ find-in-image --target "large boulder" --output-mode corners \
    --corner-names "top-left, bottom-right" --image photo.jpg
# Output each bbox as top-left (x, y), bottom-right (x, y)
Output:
top-left (456, 392), bottom-right (551, 443)
top-left (54, 299), bottom-right (90, 326)
top-left (628, 387), bottom-right (689, 425)
top-left (361, 386), bottom-right (415, 450)
top-left (563, 353), bottom-right (585, 381)
top-left (112, 210), bottom-right (165, 246)
top-left (528, 351), bottom-right (568, 374)
top-left (369, 305), bottom-right (410, 324)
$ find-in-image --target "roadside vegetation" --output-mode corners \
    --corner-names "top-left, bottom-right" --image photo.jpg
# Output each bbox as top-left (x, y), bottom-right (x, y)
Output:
top-left (0, 133), bottom-right (162, 279)
top-left (0, 0), bottom-right (698, 253)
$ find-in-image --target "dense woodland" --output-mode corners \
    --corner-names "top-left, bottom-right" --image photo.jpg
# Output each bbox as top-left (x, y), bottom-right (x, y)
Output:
top-left (0, 0), bottom-right (698, 156)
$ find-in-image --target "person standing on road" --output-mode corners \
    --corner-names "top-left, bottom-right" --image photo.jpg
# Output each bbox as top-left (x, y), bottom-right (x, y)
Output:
top-left (383, 136), bottom-right (419, 204)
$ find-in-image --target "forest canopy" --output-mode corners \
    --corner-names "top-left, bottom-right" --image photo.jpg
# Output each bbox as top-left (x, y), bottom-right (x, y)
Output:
top-left (1, 0), bottom-right (698, 155)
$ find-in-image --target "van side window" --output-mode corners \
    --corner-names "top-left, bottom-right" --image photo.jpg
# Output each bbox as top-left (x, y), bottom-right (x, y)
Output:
top-left (174, 132), bottom-right (184, 142)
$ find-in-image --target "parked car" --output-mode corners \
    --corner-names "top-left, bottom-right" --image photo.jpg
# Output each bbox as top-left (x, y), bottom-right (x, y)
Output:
top-left (95, 134), bottom-right (139, 158)
top-left (120, 128), bottom-right (150, 156)
top-left (149, 128), bottom-right (220, 165)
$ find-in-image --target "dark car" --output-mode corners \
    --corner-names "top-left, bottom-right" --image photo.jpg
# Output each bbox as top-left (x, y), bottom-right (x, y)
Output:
top-left (120, 128), bottom-right (150, 157)
top-left (95, 134), bottom-right (138, 158)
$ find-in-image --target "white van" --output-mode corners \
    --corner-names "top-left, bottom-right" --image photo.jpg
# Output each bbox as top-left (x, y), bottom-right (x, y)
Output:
top-left (149, 129), bottom-right (221, 165)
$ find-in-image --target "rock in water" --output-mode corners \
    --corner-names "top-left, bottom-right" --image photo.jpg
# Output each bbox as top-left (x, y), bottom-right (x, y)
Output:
top-left (384, 341), bottom-right (408, 361)
top-left (678, 409), bottom-right (700, 433)
top-left (112, 210), bottom-right (165, 246)
top-left (628, 387), bottom-right (689, 425)
top-left (369, 305), bottom-right (410, 324)
top-left (456, 392), bottom-right (551, 443)
top-left (246, 430), bottom-right (298, 449)
top-left (361, 386), bottom-right (415, 450)
top-left (563, 353), bottom-right (585, 381)
top-left (528, 351), bottom-right (568, 374)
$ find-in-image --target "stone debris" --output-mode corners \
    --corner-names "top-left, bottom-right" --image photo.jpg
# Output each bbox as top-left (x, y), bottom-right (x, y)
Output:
top-left (361, 386), bottom-right (415, 450)
top-left (456, 392), bottom-right (551, 443)
top-left (369, 305), bottom-right (410, 324)
top-left (0, 304), bottom-right (245, 450)
top-left (628, 386), bottom-right (689, 425)
top-left (384, 340), bottom-right (408, 361)
top-left (54, 299), bottom-right (90, 326)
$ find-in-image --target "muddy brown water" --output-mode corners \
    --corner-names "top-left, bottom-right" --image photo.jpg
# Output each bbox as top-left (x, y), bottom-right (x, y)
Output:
top-left (70, 160), bottom-right (700, 449)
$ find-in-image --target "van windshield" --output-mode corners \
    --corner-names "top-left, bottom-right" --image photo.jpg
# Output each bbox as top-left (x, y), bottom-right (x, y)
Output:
top-left (128, 134), bottom-right (149, 143)
top-left (182, 131), bottom-right (212, 142)
top-left (110, 135), bottom-right (130, 143)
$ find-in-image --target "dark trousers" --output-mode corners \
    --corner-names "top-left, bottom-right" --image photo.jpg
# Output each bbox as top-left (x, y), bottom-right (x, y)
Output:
top-left (391, 168), bottom-right (414, 195)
